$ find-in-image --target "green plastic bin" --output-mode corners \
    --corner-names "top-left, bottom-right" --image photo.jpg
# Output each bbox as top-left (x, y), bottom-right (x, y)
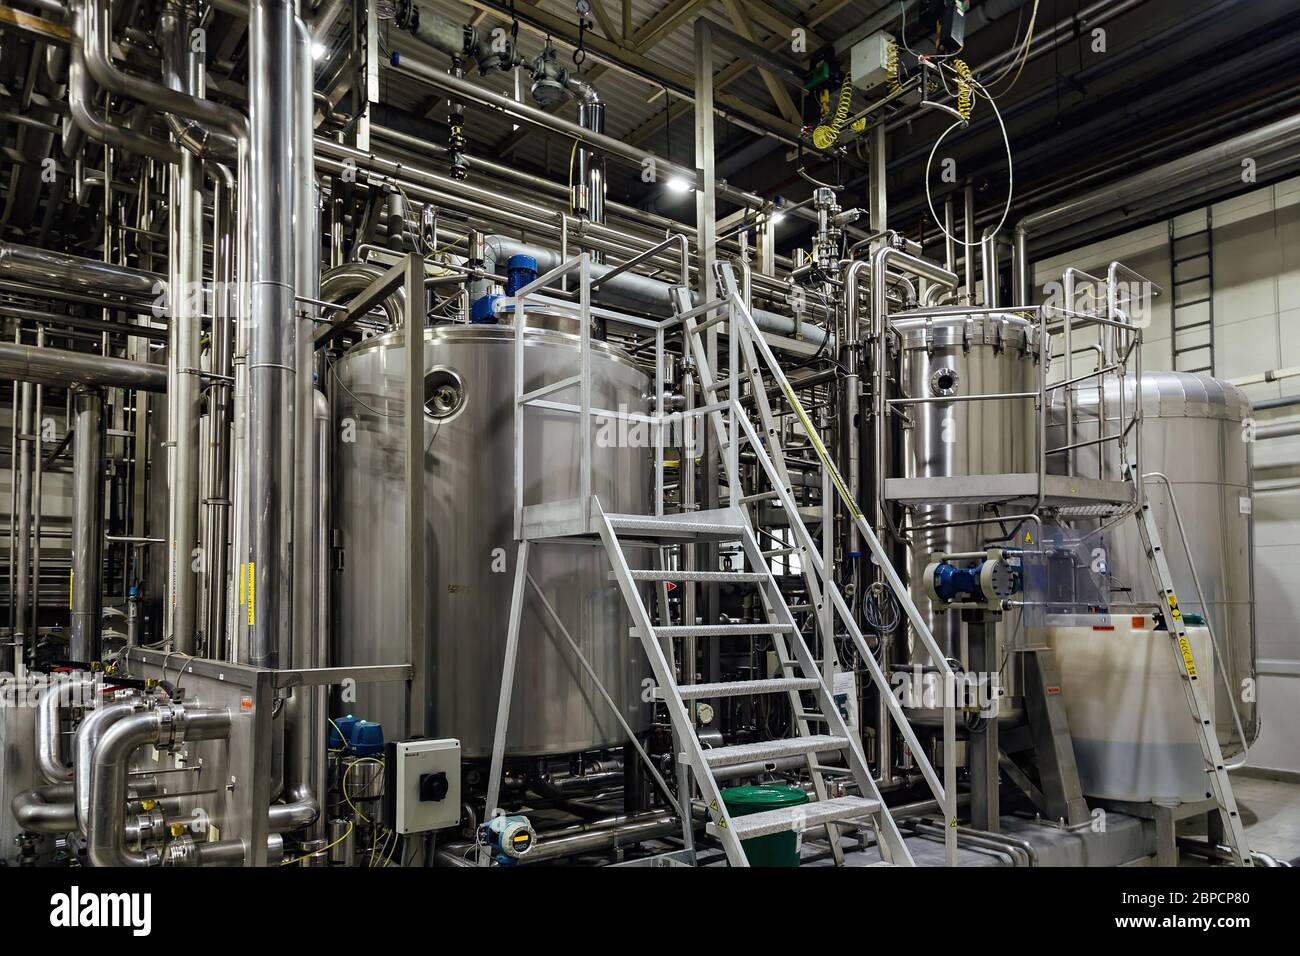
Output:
top-left (721, 784), bottom-right (810, 867)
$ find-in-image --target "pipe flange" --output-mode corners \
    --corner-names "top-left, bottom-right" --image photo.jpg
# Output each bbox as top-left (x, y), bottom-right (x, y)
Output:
top-left (154, 704), bottom-right (181, 749)
top-left (162, 835), bottom-right (199, 867)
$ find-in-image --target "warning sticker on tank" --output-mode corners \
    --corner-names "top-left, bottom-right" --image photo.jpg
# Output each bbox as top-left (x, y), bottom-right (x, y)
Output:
top-left (1178, 635), bottom-right (1198, 679)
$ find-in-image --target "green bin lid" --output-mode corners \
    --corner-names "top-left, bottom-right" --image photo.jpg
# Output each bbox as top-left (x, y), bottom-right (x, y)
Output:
top-left (721, 784), bottom-right (810, 809)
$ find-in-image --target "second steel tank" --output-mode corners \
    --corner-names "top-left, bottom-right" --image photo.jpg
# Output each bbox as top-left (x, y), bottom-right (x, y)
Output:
top-left (1048, 371), bottom-right (1258, 756)
top-left (891, 308), bottom-right (1041, 661)
top-left (332, 323), bottom-right (652, 758)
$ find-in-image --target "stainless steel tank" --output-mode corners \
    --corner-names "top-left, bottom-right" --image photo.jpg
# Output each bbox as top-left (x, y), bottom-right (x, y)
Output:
top-left (332, 324), bottom-right (652, 758)
top-left (1049, 371), bottom-right (1257, 755)
top-left (892, 309), bottom-right (1041, 662)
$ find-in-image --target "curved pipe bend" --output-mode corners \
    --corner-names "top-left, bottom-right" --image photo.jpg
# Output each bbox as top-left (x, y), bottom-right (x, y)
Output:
top-left (36, 678), bottom-right (95, 785)
top-left (88, 705), bottom-right (231, 867)
top-left (12, 783), bottom-right (77, 834)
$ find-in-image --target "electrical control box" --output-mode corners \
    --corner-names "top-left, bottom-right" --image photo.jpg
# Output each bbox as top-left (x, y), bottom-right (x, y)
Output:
top-left (382, 737), bottom-right (461, 835)
top-left (850, 31), bottom-right (896, 93)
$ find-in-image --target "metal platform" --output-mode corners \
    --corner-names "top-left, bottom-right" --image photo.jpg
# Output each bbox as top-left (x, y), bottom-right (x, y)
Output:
top-left (883, 473), bottom-right (1136, 508)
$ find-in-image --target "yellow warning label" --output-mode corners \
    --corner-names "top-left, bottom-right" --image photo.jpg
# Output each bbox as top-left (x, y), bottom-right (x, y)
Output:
top-left (68, 569), bottom-right (74, 609)
top-left (1167, 592), bottom-right (1182, 621)
top-left (239, 562), bottom-right (246, 605)
top-left (1025, 531), bottom-right (1033, 544)
top-left (1178, 635), bottom-right (1198, 678)
top-left (247, 562), bottom-right (256, 626)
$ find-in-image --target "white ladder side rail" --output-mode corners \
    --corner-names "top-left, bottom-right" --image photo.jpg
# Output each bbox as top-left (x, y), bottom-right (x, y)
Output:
top-left (1134, 498), bottom-right (1253, 865)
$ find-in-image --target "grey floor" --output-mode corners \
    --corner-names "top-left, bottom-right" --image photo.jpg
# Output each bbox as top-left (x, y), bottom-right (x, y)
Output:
top-left (1232, 772), bottom-right (1300, 862)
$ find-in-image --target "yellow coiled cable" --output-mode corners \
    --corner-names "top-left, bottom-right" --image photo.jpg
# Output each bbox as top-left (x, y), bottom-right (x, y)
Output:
top-left (812, 76), bottom-right (855, 149)
top-left (953, 58), bottom-right (973, 122)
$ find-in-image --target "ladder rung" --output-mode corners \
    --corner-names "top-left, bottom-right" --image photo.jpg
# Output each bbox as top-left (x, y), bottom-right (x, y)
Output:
top-left (722, 796), bottom-right (881, 840)
top-left (795, 711), bottom-right (828, 721)
top-left (702, 734), bottom-right (848, 769)
top-left (740, 490), bottom-right (779, 504)
top-left (655, 623), bottom-right (794, 638)
top-left (628, 569), bottom-right (767, 583)
top-left (810, 763), bottom-right (853, 775)
top-left (763, 547), bottom-right (798, 557)
top-left (674, 677), bottom-right (821, 700)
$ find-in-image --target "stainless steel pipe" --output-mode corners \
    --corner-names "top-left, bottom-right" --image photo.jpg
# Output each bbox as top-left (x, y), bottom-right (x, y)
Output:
top-left (69, 387), bottom-right (105, 661)
top-left (0, 341), bottom-right (168, 392)
top-left (87, 705), bottom-right (231, 867)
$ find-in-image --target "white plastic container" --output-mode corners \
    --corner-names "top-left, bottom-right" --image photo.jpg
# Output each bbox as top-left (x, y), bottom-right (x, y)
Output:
top-left (1044, 615), bottom-right (1214, 803)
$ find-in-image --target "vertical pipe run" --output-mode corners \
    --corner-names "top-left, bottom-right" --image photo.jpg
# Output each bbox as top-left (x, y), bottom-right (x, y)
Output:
top-left (247, 0), bottom-right (298, 668)
top-left (160, 4), bottom-right (204, 654)
top-left (13, 378), bottom-right (33, 669)
top-left (69, 387), bottom-right (105, 662)
top-left (288, 16), bottom-right (323, 840)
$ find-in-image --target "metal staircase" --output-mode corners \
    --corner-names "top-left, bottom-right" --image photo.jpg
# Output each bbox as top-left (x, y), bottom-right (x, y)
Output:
top-left (596, 501), bottom-right (903, 866)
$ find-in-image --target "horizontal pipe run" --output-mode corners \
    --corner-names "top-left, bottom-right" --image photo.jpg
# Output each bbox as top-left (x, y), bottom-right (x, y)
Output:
top-left (0, 342), bottom-right (168, 392)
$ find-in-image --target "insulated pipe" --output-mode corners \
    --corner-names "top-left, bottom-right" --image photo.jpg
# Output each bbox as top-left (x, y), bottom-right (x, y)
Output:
top-left (69, 387), bottom-right (105, 661)
top-left (246, 0), bottom-right (298, 668)
top-left (0, 240), bottom-right (161, 299)
top-left (1013, 112), bottom-right (1300, 303)
top-left (287, 16), bottom-right (324, 840)
top-left (478, 236), bottom-right (829, 345)
top-left (0, 342), bottom-right (168, 392)
top-left (36, 678), bottom-right (95, 784)
top-left (74, 699), bottom-right (140, 836)
top-left (88, 705), bottom-right (231, 867)
top-left (11, 783), bottom-right (77, 833)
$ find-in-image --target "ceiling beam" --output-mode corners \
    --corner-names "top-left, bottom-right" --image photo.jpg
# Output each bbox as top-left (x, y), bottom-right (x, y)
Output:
top-left (719, 0), bottom-right (800, 125)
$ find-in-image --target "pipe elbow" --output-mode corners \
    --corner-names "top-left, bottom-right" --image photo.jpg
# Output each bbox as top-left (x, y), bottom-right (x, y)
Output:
top-left (12, 784), bottom-right (77, 834)
top-left (268, 783), bottom-right (319, 831)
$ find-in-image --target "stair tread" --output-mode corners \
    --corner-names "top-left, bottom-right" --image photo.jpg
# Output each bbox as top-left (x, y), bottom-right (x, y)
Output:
top-left (606, 509), bottom-right (746, 539)
top-left (728, 796), bottom-right (881, 840)
top-left (629, 569), bottom-right (768, 582)
top-left (656, 623), bottom-right (793, 638)
top-left (702, 734), bottom-right (848, 768)
top-left (676, 677), bottom-right (821, 700)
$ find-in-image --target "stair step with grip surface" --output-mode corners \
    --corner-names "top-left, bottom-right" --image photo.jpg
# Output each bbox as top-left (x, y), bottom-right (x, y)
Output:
top-left (725, 796), bottom-right (881, 840)
top-left (655, 623), bottom-right (793, 638)
top-left (674, 677), bottom-right (821, 700)
top-left (702, 734), bottom-right (848, 768)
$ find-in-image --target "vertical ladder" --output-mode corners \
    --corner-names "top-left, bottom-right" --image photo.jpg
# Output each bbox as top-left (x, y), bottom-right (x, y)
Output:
top-left (595, 499), bottom-right (910, 866)
top-left (1134, 498), bottom-right (1252, 865)
top-left (1168, 211), bottom-right (1215, 375)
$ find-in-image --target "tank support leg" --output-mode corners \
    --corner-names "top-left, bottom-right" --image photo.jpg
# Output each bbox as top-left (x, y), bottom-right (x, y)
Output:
top-left (480, 539), bottom-right (531, 864)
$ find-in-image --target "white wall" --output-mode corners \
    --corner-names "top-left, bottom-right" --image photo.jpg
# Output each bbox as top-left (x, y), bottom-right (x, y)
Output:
top-left (1032, 176), bottom-right (1300, 775)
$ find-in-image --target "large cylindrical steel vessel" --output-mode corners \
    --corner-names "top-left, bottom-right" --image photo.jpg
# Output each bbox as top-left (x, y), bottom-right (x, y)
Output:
top-left (893, 309), bottom-right (1041, 661)
top-left (332, 324), bottom-right (652, 758)
top-left (1049, 371), bottom-right (1257, 755)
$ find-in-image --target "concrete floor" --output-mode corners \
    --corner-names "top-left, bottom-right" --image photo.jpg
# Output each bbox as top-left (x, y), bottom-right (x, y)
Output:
top-left (1229, 772), bottom-right (1300, 862)
top-left (798, 771), bottom-right (1300, 867)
